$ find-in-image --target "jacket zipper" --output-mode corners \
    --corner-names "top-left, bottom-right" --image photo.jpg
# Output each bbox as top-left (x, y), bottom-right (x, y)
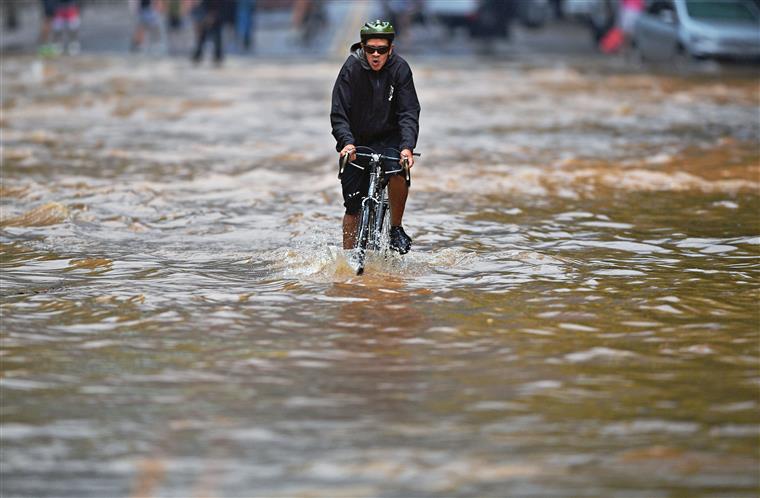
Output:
top-left (372, 72), bottom-right (383, 112)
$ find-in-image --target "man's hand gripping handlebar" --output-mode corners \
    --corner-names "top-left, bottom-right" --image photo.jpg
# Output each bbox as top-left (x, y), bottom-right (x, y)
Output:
top-left (400, 150), bottom-right (414, 186)
top-left (338, 144), bottom-right (357, 178)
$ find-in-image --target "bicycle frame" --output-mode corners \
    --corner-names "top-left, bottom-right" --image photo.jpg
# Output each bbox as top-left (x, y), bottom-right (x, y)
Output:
top-left (339, 146), bottom-right (418, 275)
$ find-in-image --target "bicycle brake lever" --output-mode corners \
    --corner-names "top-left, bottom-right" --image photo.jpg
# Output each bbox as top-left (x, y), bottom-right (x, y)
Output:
top-left (339, 153), bottom-right (349, 178)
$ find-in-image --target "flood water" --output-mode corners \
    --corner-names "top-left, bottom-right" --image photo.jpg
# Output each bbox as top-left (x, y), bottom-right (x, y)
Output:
top-left (1, 55), bottom-right (759, 497)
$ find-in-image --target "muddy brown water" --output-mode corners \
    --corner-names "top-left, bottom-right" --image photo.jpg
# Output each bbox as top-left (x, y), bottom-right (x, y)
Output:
top-left (1, 55), bottom-right (759, 497)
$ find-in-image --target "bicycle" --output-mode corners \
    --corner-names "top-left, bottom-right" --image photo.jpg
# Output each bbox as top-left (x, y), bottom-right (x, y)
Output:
top-left (339, 146), bottom-right (420, 275)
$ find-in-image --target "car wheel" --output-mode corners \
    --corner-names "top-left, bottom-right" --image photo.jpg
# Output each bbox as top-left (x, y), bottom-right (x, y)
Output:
top-left (673, 45), bottom-right (694, 73)
top-left (627, 41), bottom-right (645, 67)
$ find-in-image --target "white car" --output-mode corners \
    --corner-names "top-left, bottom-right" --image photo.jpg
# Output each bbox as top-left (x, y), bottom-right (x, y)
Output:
top-left (632, 0), bottom-right (760, 61)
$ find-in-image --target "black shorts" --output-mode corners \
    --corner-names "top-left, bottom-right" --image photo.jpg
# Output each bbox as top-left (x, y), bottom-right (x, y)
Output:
top-left (340, 146), bottom-right (406, 215)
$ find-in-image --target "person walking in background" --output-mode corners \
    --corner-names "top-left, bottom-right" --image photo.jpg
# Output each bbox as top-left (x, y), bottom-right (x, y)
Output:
top-left (165, 0), bottom-right (186, 54)
top-left (192, 0), bottom-right (231, 65)
top-left (600, 0), bottom-right (643, 54)
top-left (38, 0), bottom-right (58, 56)
top-left (381, 0), bottom-right (425, 45)
top-left (3, 0), bottom-right (20, 32)
top-left (619, 0), bottom-right (644, 42)
top-left (166, 0), bottom-right (183, 31)
top-left (130, 0), bottom-right (165, 53)
top-left (235, 0), bottom-right (255, 52)
top-left (52, 0), bottom-right (81, 55)
top-left (292, 0), bottom-right (326, 47)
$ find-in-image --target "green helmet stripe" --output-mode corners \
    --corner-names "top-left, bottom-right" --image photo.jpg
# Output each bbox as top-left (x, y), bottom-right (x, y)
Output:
top-left (360, 20), bottom-right (395, 41)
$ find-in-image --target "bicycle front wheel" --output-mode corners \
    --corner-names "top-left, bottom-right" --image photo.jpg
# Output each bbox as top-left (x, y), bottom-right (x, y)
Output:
top-left (354, 200), bottom-right (374, 275)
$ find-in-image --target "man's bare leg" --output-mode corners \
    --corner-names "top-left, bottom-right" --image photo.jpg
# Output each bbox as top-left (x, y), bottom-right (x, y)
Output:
top-left (388, 175), bottom-right (408, 227)
top-left (343, 213), bottom-right (359, 249)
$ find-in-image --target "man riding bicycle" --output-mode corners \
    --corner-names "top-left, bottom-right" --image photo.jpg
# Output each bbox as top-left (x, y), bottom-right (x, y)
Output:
top-left (331, 20), bottom-right (421, 254)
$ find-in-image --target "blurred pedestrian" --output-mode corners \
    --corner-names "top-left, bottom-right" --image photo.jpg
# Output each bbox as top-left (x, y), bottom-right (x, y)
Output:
top-left (619, 0), bottom-right (643, 38)
top-left (235, 0), bottom-right (256, 52)
top-left (130, 0), bottom-right (165, 53)
top-left (192, 0), bottom-right (231, 65)
top-left (38, 0), bottom-right (58, 56)
top-left (52, 0), bottom-right (81, 55)
top-left (381, 0), bottom-right (425, 44)
top-left (475, 0), bottom-right (516, 42)
top-left (600, 0), bottom-right (642, 54)
top-left (550, 0), bottom-right (563, 19)
top-left (292, 0), bottom-right (326, 47)
top-left (4, 0), bottom-right (20, 31)
top-left (167, 0), bottom-right (183, 31)
top-left (165, 0), bottom-right (185, 54)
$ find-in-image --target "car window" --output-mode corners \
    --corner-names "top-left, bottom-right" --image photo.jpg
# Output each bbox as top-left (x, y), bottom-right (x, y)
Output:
top-left (685, 0), bottom-right (759, 21)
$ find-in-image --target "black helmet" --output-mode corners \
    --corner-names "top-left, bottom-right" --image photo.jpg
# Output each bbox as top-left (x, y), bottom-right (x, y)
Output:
top-left (360, 20), bottom-right (395, 43)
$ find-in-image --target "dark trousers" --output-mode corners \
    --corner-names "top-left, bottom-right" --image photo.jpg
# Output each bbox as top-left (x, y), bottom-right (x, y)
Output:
top-left (193, 17), bottom-right (223, 62)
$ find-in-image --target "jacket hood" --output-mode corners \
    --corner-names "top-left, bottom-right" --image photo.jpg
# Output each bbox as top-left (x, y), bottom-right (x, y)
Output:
top-left (350, 41), bottom-right (397, 71)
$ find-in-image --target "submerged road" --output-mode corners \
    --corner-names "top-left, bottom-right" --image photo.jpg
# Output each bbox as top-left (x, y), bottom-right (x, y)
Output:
top-left (1, 12), bottom-right (759, 498)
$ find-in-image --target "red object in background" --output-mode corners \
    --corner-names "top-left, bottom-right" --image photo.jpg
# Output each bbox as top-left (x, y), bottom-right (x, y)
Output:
top-left (55, 5), bottom-right (80, 22)
top-left (600, 27), bottom-right (624, 53)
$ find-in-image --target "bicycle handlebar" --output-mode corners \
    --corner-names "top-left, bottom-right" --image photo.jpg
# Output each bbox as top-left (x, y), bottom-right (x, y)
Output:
top-left (354, 152), bottom-right (418, 186)
top-left (339, 151), bottom-right (350, 177)
top-left (339, 149), bottom-right (420, 186)
top-left (354, 152), bottom-right (421, 161)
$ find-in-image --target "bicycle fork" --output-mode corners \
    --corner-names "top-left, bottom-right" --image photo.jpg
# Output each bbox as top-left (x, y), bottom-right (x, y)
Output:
top-left (357, 168), bottom-right (378, 254)
top-left (371, 190), bottom-right (388, 251)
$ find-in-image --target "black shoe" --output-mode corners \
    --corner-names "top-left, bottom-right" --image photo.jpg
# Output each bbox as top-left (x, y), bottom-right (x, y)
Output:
top-left (389, 225), bottom-right (412, 255)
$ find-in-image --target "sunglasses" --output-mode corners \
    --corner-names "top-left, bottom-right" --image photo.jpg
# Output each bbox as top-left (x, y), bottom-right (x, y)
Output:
top-left (364, 44), bottom-right (390, 55)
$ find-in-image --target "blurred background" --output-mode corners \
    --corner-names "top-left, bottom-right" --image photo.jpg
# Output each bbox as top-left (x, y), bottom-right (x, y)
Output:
top-left (1, 0), bottom-right (759, 65)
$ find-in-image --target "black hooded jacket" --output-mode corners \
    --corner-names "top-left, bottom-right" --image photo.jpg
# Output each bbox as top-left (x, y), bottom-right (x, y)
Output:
top-left (331, 42), bottom-right (420, 152)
